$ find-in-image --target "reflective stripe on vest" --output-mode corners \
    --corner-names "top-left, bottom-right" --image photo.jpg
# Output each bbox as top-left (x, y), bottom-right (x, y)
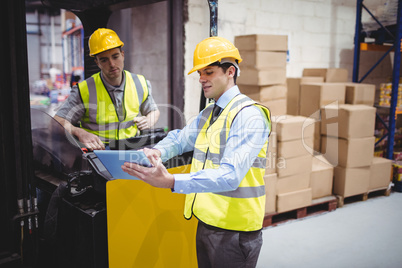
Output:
top-left (78, 71), bottom-right (149, 142)
top-left (185, 94), bottom-right (271, 231)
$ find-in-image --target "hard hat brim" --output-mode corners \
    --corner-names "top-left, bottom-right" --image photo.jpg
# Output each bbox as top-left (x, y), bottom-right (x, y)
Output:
top-left (188, 62), bottom-right (211, 75)
top-left (187, 57), bottom-right (242, 75)
top-left (89, 43), bottom-right (124, 57)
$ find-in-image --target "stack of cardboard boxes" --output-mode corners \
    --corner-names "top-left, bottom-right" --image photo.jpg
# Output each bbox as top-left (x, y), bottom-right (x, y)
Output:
top-left (264, 114), bottom-right (331, 213)
top-left (300, 68), bottom-right (393, 197)
top-left (288, 68), bottom-right (377, 153)
top-left (274, 116), bottom-right (315, 213)
top-left (310, 155), bottom-right (334, 199)
top-left (287, 76), bottom-right (324, 116)
top-left (344, 83), bottom-right (376, 106)
top-left (321, 104), bottom-right (378, 198)
top-left (287, 77), bottom-right (324, 152)
top-left (235, 34), bottom-right (288, 116)
top-left (232, 40), bottom-right (393, 216)
top-left (287, 68), bottom-right (349, 116)
top-left (302, 68), bottom-right (348, 83)
top-left (263, 113), bottom-right (336, 215)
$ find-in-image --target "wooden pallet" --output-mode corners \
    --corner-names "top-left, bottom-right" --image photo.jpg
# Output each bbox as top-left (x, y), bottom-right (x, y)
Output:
top-left (336, 186), bottom-right (391, 208)
top-left (263, 195), bottom-right (337, 228)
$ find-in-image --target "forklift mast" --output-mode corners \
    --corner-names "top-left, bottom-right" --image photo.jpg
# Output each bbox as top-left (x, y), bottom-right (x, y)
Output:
top-left (0, 0), bottom-right (210, 267)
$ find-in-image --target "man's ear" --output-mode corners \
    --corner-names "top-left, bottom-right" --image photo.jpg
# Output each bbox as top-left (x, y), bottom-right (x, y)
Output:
top-left (227, 65), bottom-right (236, 77)
top-left (94, 57), bottom-right (100, 68)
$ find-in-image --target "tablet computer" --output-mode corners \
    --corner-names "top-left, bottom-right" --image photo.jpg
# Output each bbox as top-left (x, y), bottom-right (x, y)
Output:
top-left (93, 150), bottom-right (152, 180)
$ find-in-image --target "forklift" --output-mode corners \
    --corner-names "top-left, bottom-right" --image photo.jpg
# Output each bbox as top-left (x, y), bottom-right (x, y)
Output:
top-left (0, 0), bottom-right (218, 267)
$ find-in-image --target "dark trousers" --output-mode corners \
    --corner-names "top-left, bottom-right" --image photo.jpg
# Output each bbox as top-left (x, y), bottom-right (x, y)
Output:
top-left (196, 221), bottom-right (263, 268)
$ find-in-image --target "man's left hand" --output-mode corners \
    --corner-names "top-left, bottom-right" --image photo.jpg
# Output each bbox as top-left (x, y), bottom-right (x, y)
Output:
top-left (133, 116), bottom-right (149, 130)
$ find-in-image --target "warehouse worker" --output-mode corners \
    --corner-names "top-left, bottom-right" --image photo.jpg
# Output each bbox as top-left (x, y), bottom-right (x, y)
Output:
top-left (55, 28), bottom-right (160, 150)
top-left (122, 36), bottom-right (271, 268)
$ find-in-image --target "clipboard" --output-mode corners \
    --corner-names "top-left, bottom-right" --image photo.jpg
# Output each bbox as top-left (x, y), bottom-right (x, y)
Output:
top-left (93, 150), bottom-right (152, 180)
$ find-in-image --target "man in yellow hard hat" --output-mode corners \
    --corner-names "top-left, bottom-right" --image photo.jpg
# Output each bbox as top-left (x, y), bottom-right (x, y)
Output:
top-left (55, 28), bottom-right (160, 150)
top-left (122, 36), bottom-right (271, 267)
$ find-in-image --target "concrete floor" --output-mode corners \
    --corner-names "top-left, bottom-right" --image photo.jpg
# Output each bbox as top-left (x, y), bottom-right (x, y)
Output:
top-left (257, 191), bottom-right (402, 268)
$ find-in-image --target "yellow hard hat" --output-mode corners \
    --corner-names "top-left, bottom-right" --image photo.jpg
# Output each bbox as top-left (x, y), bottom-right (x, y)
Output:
top-left (188, 36), bottom-right (242, 75)
top-left (88, 28), bottom-right (124, 57)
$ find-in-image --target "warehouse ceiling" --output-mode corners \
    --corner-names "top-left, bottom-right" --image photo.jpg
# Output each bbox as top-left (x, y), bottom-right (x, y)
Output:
top-left (25, 0), bottom-right (165, 12)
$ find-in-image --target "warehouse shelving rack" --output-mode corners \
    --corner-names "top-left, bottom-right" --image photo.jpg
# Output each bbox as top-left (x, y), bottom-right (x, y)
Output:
top-left (353, 0), bottom-right (402, 160)
top-left (62, 24), bottom-right (84, 83)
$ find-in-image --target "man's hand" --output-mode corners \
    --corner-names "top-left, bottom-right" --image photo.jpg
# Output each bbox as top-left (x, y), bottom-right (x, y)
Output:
top-left (133, 116), bottom-right (150, 130)
top-left (121, 148), bottom-right (174, 189)
top-left (74, 128), bottom-right (105, 151)
top-left (54, 115), bottom-right (105, 150)
top-left (142, 147), bottom-right (161, 160)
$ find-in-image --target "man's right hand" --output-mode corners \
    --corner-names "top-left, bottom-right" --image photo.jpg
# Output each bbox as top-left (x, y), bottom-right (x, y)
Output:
top-left (54, 115), bottom-right (105, 151)
top-left (74, 128), bottom-right (105, 151)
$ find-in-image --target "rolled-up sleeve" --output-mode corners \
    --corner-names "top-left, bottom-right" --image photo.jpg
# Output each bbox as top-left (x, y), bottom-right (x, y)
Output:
top-left (55, 85), bottom-right (85, 125)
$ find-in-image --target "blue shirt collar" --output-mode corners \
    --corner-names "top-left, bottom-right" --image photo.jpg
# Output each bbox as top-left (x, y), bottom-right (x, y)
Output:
top-left (215, 85), bottom-right (240, 109)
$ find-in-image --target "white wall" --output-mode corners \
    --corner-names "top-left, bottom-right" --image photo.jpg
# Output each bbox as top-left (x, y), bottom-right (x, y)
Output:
top-left (183, 0), bottom-right (394, 120)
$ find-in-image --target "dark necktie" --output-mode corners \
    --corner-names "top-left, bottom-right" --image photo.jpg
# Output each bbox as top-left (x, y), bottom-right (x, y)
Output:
top-left (210, 104), bottom-right (221, 124)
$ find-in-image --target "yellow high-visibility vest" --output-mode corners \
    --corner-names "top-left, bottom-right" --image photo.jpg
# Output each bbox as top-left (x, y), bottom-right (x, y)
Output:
top-left (185, 94), bottom-right (271, 231)
top-left (78, 71), bottom-right (149, 142)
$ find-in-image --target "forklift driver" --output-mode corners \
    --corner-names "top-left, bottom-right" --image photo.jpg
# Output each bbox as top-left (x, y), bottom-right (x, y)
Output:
top-left (54, 28), bottom-right (160, 150)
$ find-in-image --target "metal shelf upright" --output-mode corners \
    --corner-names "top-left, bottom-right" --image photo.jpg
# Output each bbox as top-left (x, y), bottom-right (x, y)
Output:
top-left (353, 0), bottom-right (402, 160)
top-left (62, 25), bottom-right (84, 83)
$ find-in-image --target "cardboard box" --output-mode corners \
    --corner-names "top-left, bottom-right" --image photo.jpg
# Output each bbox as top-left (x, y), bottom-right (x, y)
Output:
top-left (237, 68), bottom-right (286, 86)
top-left (321, 136), bottom-right (375, 168)
top-left (369, 157), bottom-right (392, 190)
top-left (260, 98), bottom-right (287, 116)
top-left (276, 172), bottom-right (311, 194)
top-left (264, 173), bottom-right (277, 214)
top-left (310, 155), bottom-right (334, 199)
top-left (345, 83), bottom-right (376, 106)
top-left (324, 68), bottom-right (349, 83)
top-left (313, 120), bottom-right (321, 153)
top-left (277, 188), bottom-right (312, 213)
top-left (240, 51), bottom-right (287, 69)
top-left (333, 166), bottom-right (370, 197)
top-left (277, 154), bottom-right (313, 177)
top-left (274, 115), bottom-right (315, 141)
top-left (299, 83), bottom-right (346, 117)
top-left (301, 76), bottom-right (325, 84)
top-left (302, 68), bottom-right (327, 78)
top-left (265, 132), bottom-right (277, 174)
top-left (314, 135), bottom-right (321, 153)
top-left (240, 84), bottom-right (287, 102)
top-left (321, 104), bottom-right (376, 139)
top-left (302, 68), bottom-right (348, 82)
top-left (286, 78), bottom-right (302, 116)
top-left (240, 85), bottom-right (260, 101)
top-left (235, 34), bottom-right (288, 52)
top-left (286, 77), bottom-right (325, 116)
top-left (277, 138), bottom-right (314, 158)
top-left (260, 85), bottom-right (287, 101)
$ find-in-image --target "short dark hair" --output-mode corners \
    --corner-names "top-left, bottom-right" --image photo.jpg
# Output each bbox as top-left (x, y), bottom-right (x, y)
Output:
top-left (208, 61), bottom-right (238, 84)
top-left (94, 46), bottom-right (123, 59)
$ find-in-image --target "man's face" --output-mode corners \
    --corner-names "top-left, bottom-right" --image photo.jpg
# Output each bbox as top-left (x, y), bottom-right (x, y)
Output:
top-left (197, 65), bottom-right (234, 101)
top-left (95, 48), bottom-right (125, 85)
